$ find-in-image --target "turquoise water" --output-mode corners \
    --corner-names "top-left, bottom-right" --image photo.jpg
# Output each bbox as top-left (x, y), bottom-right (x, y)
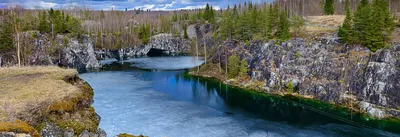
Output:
top-left (80, 56), bottom-right (400, 137)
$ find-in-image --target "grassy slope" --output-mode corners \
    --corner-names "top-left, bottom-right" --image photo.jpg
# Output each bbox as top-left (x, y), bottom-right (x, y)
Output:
top-left (0, 66), bottom-right (98, 136)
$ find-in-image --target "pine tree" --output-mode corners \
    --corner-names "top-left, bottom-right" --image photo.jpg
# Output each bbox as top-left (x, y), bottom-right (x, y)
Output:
top-left (277, 10), bottom-right (290, 42)
top-left (338, 0), bottom-right (353, 43)
top-left (324, 0), bottom-right (335, 15)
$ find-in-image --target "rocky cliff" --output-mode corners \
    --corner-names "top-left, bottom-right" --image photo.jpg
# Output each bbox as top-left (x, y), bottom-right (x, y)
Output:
top-left (199, 37), bottom-right (400, 119)
top-left (96, 33), bottom-right (190, 60)
top-left (0, 31), bottom-right (100, 69)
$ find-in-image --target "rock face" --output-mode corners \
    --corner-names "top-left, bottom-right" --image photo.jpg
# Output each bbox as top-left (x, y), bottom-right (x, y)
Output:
top-left (0, 31), bottom-right (100, 69)
top-left (60, 35), bottom-right (100, 68)
top-left (97, 33), bottom-right (190, 60)
top-left (211, 38), bottom-right (400, 118)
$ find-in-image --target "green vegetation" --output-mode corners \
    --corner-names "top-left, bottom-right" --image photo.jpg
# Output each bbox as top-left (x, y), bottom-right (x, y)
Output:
top-left (0, 13), bottom-right (14, 54)
top-left (338, 0), bottom-right (353, 43)
top-left (138, 23), bottom-right (151, 45)
top-left (277, 10), bottom-right (290, 42)
top-left (324, 0), bottom-right (335, 15)
top-left (0, 120), bottom-right (40, 137)
top-left (291, 15), bottom-right (306, 37)
top-left (219, 2), bottom-right (291, 42)
top-left (340, 0), bottom-right (395, 52)
top-left (203, 3), bottom-right (215, 24)
top-left (286, 82), bottom-right (294, 93)
top-left (228, 54), bottom-right (240, 78)
top-left (239, 59), bottom-right (249, 78)
top-left (118, 133), bottom-right (148, 137)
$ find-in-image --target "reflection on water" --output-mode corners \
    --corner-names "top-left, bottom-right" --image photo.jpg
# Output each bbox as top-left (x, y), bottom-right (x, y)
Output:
top-left (80, 57), bottom-right (400, 137)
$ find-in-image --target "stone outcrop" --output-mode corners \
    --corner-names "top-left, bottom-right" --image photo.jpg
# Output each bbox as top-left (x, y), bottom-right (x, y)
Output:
top-left (0, 31), bottom-right (100, 69)
top-left (97, 33), bottom-right (190, 60)
top-left (209, 38), bottom-right (400, 118)
top-left (40, 123), bottom-right (106, 137)
top-left (59, 35), bottom-right (100, 68)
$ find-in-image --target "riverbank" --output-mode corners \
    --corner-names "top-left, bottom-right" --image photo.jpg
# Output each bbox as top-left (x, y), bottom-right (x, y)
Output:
top-left (0, 66), bottom-right (105, 137)
top-left (188, 69), bottom-right (400, 134)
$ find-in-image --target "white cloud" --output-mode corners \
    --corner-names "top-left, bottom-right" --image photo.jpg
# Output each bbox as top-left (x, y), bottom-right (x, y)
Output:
top-left (39, 1), bottom-right (57, 9)
top-left (180, 0), bottom-right (192, 5)
top-left (152, 1), bottom-right (176, 11)
top-left (178, 4), bottom-right (220, 10)
top-left (17, 0), bottom-right (57, 9)
top-left (133, 4), bottom-right (155, 10)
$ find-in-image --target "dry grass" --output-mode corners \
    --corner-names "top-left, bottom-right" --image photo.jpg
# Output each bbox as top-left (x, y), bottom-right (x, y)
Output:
top-left (298, 15), bottom-right (345, 39)
top-left (303, 26), bottom-right (338, 38)
top-left (0, 120), bottom-right (40, 137)
top-left (0, 66), bottom-right (78, 121)
top-left (305, 15), bottom-right (345, 27)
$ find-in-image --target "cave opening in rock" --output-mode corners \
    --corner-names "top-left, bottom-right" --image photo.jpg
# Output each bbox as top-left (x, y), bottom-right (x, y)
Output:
top-left (147, 48), bottom-right (169, 57)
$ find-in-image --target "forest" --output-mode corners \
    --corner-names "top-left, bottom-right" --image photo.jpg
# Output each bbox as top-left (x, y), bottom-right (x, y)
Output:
top-left (0, 0), bottom-right (399, 65)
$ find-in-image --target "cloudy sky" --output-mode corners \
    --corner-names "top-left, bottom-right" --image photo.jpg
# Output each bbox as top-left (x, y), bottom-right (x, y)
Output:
top-left (0, 0), bottom-right (273, 11)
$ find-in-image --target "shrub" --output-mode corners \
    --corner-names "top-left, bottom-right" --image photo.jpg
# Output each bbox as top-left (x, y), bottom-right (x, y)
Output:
top-left (286, 82), bottom-right (294, 93)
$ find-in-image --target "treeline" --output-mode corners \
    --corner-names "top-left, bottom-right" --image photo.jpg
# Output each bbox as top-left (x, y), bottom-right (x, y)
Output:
top-left (338, 0), bottom-right (395, 52)
top-left (219, 2), bottom-right (297, 42)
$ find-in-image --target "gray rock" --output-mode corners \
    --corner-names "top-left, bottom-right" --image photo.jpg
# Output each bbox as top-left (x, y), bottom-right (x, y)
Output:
top-left (115, 33), bottom-right (190, 58)
top-left (211, 37), bottom-right (400, 118)
top-left (40, 122), bottom-right (64, 137)
top-left (1, 31), bottom-right (100, 69)
top-left (359, 101), bottom-right (387, 119)
top-left (61, 35), bottom-right (100, 68)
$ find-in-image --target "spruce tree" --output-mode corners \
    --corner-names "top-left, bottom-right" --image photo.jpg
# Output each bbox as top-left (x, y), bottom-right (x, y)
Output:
top-left (239, 59), bottom-right (248, 78)
top-left (324, 0), bottom-right (335, 15)
top-left (267, 3), bottom-right (279, 39)
top-left (365, 0), bottom-right (395, 52)
top-left (0, 13), bottom-right (14, 53)
top-left (378, 0), bottom-right (396, 41)
top-left (365, 2), bottom-right (385, 52)
top-left (338, 0), bottom-right (353, 43)
top-left (228, 54), bottom-right (240, 78)
top-left (220, 8), bottom-right (233, 40)
top-left (352, 0), bottom-right (370, 45)
top-left (38, 11), bottom-right (49, 33)
top-left (277, 10), bottom-right (290, 42)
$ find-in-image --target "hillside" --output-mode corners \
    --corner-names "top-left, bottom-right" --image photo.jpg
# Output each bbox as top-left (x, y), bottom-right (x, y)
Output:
top-left (0, 66), bottom-right (105, 137)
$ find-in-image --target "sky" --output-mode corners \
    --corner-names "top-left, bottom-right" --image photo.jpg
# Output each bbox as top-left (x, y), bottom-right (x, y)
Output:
top-left (0, 0), bottom-right (273, 11)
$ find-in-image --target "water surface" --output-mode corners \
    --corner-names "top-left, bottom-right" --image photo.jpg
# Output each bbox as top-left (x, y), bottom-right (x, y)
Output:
top-left (79, 56), bottom-right (399, 137)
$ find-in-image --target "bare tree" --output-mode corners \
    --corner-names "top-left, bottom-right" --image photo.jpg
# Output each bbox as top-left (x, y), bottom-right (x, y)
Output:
top-left (11, 10), bottom-right (21, 67)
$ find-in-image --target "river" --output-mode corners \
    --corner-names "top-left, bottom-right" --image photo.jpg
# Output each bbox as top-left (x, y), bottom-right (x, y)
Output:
top-left (79, 56), bottom-right (399, 137)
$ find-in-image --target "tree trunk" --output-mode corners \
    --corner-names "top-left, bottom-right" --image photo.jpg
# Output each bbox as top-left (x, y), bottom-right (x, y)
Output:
top-left (204, 39), bottom-right (207, 64)
top-left (196, 38), bottom-right (199, 72)
top-left (12, 11), bottom-right (21, 68)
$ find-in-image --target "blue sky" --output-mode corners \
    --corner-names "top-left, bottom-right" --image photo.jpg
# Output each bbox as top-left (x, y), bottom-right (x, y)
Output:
top-left (0, 0), bottom-right (272, 11)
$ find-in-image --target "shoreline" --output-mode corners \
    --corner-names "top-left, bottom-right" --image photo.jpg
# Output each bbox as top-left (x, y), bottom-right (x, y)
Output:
top-left (188, 70), bottom-right (400, 134)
